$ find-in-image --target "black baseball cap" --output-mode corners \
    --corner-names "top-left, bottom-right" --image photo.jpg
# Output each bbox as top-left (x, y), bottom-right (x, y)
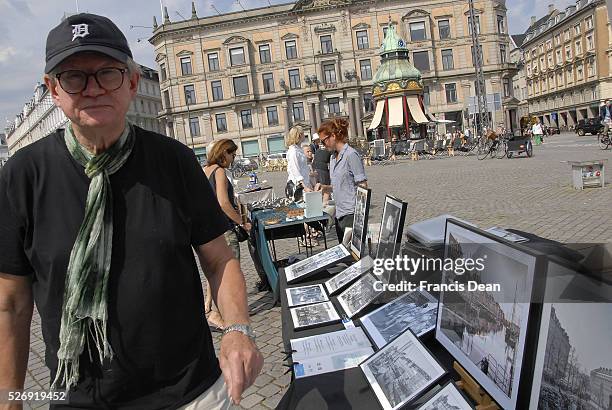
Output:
top-left (45, 13), bottom-right (132, 73)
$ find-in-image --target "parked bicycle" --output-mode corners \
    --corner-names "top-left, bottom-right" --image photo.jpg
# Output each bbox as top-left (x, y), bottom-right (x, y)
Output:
top-left (477, 132), bottom-right (501, 160)
top-left (598, 129), bottom-right (612, 150)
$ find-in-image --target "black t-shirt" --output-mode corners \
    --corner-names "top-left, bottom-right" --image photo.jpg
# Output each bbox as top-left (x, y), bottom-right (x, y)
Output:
top-left (0, 127), bottom-right (229, 409)
top-left (312, 148), bottom-right (332, 170)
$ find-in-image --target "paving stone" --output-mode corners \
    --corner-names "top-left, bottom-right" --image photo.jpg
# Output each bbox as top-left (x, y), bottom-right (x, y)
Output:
top-left (238, 393), bottom-right (264, 409)
top-left (255, 384), bottom-right (281, 398)
top-left (262, 392), bottom-right (284, 409)
top-left (253, 373), bottom-right (274, 388)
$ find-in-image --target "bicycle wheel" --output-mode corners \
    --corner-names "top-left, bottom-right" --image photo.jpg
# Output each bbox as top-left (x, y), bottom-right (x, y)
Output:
top-left (599, 133), bottom-right (611, 150)
top-left (495, 141), bottom-right (507, 159)
top-left (477, 140), bottom-right (491, 160)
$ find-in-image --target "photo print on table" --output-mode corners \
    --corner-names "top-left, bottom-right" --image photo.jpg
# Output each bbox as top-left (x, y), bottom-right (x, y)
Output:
top-left (285, 244), bottom-right (352, 284)
top-left (360, 290), bottom-right (438, 348)
top-left (286, 284), bottom-right (329, 307)
top-left (324, 255), bottom-right (375, 295)
top-left (360, 328), bottom-right (446, 410)
top-left (337, 273), bottom-right (384, 318)
top-left (290, 301), bottom-right (341, 329)
top-left (350, 186), bottom-right (372, 259)
top-left (435, 220), bottom-right (542, 410)
top-left (417, 382), bottom-right (472, 410)
top-left (375, 195), bottom-right (407, 287)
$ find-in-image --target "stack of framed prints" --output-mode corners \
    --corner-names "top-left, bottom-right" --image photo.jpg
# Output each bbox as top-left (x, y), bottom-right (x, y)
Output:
top-left (435, 219), bottom-right (544, 410)
top-left (285, 244), bottom-right (351, 284)
top-left (286, 284), bottom-right (329, 307)
top-left (360, 291), bottom-right (438, 348)
top-left (360, 328), bottom-right (446, 410)
top-left (351, 187), bottom-right (372, 259)
top-left (337, 273), bottom-right (383, 318)
top-left (290, 301), bottom-right (341, 329)
top-left (417, 382), bottom-right (472, 410)
top-left (324, 256), bottom-right (374, 295)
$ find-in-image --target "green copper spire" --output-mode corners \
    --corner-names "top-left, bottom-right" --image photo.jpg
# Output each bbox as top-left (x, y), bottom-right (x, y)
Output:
top-left (372, 23), bottom-right (422, 88)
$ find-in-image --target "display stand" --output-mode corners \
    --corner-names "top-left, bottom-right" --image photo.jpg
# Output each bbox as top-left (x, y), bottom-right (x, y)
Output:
top-left (453, 362), bottom-right (500, 410)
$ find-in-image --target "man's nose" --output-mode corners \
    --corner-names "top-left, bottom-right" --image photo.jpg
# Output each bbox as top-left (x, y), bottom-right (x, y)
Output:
top-left (81, 74), bottom-right (106, 97)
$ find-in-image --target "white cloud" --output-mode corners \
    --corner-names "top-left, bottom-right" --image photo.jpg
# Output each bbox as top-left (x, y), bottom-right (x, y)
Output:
top-left (0, 47), bottom-right (17, 63)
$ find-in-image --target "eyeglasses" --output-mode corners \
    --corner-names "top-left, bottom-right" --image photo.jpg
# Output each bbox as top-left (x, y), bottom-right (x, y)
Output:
top-left (55, 67), bottom-right (127, 94)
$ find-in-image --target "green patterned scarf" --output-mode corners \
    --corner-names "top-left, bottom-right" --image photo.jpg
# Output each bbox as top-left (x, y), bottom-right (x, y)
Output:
top-left (52, 121), bottom-right (135, 390)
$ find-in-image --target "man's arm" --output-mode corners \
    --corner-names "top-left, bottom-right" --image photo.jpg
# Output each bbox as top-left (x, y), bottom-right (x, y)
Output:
top-left (0, 273), bottom-right (33, 410)
top-left (195, 237), bottom-right (263, 405)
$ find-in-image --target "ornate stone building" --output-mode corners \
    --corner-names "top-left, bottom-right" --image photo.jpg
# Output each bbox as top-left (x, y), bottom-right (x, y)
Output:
top-left (5, 65), bottom-right (162, 155)
top-left (149, 0), bottom-right (516, 158)
top-left (520, 0), bottom-right (611, 129)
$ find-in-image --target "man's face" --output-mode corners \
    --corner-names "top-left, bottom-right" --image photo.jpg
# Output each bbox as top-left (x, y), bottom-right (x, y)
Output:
top-left (45, 52), bottom-right (139, 129)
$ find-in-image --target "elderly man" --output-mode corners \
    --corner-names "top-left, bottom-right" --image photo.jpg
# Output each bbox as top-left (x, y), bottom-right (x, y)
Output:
top-left (0, 13), bottom-right (262, 409)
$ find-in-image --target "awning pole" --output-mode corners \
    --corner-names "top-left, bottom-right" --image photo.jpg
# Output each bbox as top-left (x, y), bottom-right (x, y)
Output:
top-left (403, 95), bottom-right (410, 135)
top-left (385, 98), bottom-right (390, 142)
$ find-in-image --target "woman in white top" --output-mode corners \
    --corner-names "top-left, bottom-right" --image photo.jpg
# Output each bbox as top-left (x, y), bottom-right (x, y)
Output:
top-left (532, 119), bottom-right (544, 145)
top-left (285, 125), bottom-right (313, 194)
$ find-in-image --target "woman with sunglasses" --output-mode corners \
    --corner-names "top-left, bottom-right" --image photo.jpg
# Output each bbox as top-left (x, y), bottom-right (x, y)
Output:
top-left (203, 139), bottom-right (251, 330)
top-left (317, 118), bottom-right (368, 243)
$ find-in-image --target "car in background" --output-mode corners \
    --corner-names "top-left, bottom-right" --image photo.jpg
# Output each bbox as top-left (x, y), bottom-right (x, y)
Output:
top-left (265, 152), bottom-right (287, 161)
top-left (575, 118), bottom-right (604, 136)
top-left (544, 125), bottom-right (560, 135)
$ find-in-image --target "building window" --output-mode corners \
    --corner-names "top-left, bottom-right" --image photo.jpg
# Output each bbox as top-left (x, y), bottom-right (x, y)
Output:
top-left (208, 53), bottom-right (220, 71)
top-left (588, 61), bottom-right (595, 76)
top-left (328, 98), bottom-right (340, 114)
top-left (163, 90), bottom-right (170, 108)
top-left (216, 113), bottom-right (227, 132)
top-left (292, 102), bottom-right (305, 121)
top-left (585, 16), bottom-right (593, 29)
top-left (577, 64), bottom-right (583, 79)
top-left (441, 49), bottom-right (454, 70)
top-left (285, 40), bottom-right (297, 59)
top-left (557, 71), bottom-right (563, 87)
top-left (468, 16), bottom-right (480, 35)
top-left (241, 109), bottom-right (253, 129)
top-left (230, 47), bottom-right (245, 66)
top-left (266, 106), bottom-right (279, 125)
top-left (211, 80), bottom-right (223, 101)
top-left (189, 117), bottom-right (200, 136)
top-left (412, 51), bottom-right (430, 72)
top-left (360, 59), bottom-right (372, 80)
top-left (547, 53), bottom-right (553, 67)
top-left (546, 40), bottom-right (552, 51)
top-left (262, 73), bottom-right (274, 93)
top-left (445, 83), bottom-right (457, 103)
top-left (288, 69), bottom-right (301, 89)
top-left (497, 15), bottom-right (505, 33)
top-left (423, 86), bottom-right (430, 105)
top-left (438, 19), bottom-right (450, 39)
top-left (409, 22), bottom-right (426, 41)
top-left (159, 63), bottom-right (167, 81)
top-left (500, 44), bottom-right (507, 64)
top-left (586, 35), bottom-right (594, 50)
top-left (575, 40), bottom-right (582, 55)
top-left (565, 45), bottom-right (572, 60)
top-left (184, 84), bottom-right (196, 104)
top-left (556, 49), bottom-right (562, 64)
top-left (320, 35), bottom-right (333, 54)
top-left (323, 63), bottom-right (337, 84)
top-left (363, 92), bottom-right (374, 112)
top-left (564, 29), bottom-right (570, 41)
top-left (356, 30), bottom-right (369, 49)
top-left (259, 44), bottom-right (271, 63)
top-left (233, 76), bottom-right (249, 96)
top-left (574, 24), bottom-right (580, 36)
top-left (383, 27), bottom-right (388, 38)
top-left (555, 34), bottom-right (561, 45)
top-left (503, 78), bottom-right (511, 97)
top-left (180, 57), bottom-right (192, 75)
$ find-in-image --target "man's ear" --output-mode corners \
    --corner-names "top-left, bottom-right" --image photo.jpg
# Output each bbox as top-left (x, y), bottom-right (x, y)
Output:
top-left (43, 75), bottom-right (61, 105)
top-left (128, 72), bottom-right (140, 97)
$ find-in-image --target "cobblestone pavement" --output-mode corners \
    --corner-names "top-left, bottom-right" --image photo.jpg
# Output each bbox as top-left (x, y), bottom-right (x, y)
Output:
top-left (22, 132), bottom-right (611, 409)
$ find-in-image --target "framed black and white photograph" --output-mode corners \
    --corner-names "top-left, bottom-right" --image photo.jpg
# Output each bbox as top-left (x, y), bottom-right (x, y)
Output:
top-left (337, 273), bottom-right (383, 318)
top-left (285, 244), bottom-right (351, 284)
top-left (528, 259), bottom-right (612, 409)
top-left (360, 328), bottom-right (446, 410)
top-left (290, 301), bottom-right (341, 330)
top-left (435, 220), bottom-right (542, 410)
top-left (376, 195), bottom-right (408, 261)
top-left (324, 256), bottom-right (374, 295)
top-left (417, 382), bottom-right (473, 410)
top-left (360, 290), bottom-right (438, 348)
top-left (286, 284), bottom-right (329, 307)
top-left (351, 186), bottom-right (372, 259)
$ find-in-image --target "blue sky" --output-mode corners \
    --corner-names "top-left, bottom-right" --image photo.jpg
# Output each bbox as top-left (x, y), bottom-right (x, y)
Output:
top-left (0, 0), bottom-right (575, 134)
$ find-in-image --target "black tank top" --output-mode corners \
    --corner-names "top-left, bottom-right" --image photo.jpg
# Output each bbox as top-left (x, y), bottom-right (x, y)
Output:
top-left (207, 166), bottom-right (237, 227)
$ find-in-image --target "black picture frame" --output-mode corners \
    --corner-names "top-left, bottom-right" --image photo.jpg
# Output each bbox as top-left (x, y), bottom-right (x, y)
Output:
top-left (351, 186), bottom-right (372, 259)
top-left (375, 195), bottom-right (408, 261)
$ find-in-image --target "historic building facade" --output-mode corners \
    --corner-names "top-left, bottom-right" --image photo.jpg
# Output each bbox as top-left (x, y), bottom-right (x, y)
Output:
top-left (150, 0), bottom-right (516, 158)
top-left (5, 65), bottom-right (162, 155)
top-left (520, 0), bottom-right (611, 129)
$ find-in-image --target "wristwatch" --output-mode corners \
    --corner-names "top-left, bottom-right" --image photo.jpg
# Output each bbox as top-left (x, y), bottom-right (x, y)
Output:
top-left (222, 324), bottom-right (256, 340)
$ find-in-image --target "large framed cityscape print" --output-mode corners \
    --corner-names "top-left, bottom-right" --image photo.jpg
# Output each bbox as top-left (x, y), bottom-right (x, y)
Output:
top-left (350, 186), bottom-right (372, 259)
top-left (337, 273), bottom-right (383, 318)
top-left (285, 244), bottom-right (352, 284)
top-left (376, 195), bottom-right (408, 261)
top-left (324, 256), bottom-right (374, 295)
top-left (417, 382), bottom-right (473, 410)
top-left (360, 328), bottom-right (446, 410)
top-left (435, 219), bottom-right (542, 410)
top-left (360, 290), bottom-right (438, 348)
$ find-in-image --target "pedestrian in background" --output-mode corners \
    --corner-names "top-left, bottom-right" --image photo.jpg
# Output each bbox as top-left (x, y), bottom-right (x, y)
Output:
top-left (601, 100), bottom-right (612, 135)
top-left (317, 118), bottom-right (368, 243)
top-left (532, 119), bottom-right (544, 145)
top-left (203, 139), bottom-right (252, 330)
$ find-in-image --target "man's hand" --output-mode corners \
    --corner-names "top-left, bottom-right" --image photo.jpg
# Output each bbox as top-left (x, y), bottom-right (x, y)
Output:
top-left (219, 332), bottom-right (264, 405)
